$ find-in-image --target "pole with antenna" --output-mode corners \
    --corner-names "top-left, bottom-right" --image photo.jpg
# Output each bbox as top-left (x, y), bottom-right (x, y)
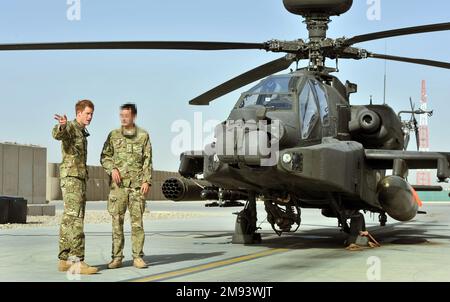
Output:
top-left (383, 41), bottom-right (387, 105)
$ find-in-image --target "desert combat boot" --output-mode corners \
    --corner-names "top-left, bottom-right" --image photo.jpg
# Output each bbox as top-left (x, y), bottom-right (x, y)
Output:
top-left (108, 258), bottom-right (123, 269)
top-left (133, 257), bottom-right (148, 269)
top-left (58, 259), bottom-right (72, 272)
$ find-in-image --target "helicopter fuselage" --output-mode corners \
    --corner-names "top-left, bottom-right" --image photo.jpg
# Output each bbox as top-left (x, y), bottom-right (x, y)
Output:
top-left (175, 70), bottom-right (406, 211)
top-left (162, 69), bottom-right (448, 241)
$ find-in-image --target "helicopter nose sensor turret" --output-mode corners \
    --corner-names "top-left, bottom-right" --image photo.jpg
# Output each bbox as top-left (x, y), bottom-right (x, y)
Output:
top-left (282, 0), bottom-right (353, 16)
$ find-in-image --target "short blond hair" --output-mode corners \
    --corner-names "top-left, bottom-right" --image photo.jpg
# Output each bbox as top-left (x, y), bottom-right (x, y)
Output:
top-left (75, 99), bottom-right (94, 114)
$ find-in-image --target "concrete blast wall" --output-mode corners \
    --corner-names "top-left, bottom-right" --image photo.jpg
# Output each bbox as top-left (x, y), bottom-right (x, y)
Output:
top-left (0, 143), bottom-right (46, 204)
top-left (47, 163), bottom-right (179, 201)
top-left (0, 142), bottom-right (179, 204)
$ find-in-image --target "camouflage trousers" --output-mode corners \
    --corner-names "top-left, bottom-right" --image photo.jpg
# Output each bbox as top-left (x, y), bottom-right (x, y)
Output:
top-left (108, 183), bottom-right (146, 260)
top-left (58, 177), bottom-right (86, 261)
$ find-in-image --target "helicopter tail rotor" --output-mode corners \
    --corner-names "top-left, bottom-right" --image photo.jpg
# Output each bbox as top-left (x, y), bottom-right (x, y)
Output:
top-left (399, 98), bottom-right (433, 151)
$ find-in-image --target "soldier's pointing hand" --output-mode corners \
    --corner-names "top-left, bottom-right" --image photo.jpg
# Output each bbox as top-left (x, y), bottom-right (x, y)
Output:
top-left (54, 114), bottom-right (68, 128)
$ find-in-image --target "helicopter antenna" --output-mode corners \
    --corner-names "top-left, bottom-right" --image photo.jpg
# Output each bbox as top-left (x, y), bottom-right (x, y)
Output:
top-left (383, 41), bottom-right (387, 105)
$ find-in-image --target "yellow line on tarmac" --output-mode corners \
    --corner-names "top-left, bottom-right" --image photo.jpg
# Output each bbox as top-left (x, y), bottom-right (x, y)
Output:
top-left (131, 248), bottom-right (289, 282)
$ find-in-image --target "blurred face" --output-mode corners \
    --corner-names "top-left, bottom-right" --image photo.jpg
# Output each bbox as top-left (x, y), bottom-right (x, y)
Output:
top-left (120, 108), bottom-right (136, 128)
top-left (76, 106), bottom-right (94, 128)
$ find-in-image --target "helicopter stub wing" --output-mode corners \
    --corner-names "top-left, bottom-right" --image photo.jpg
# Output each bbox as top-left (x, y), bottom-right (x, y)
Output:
top-left (364, 150), bottom-right (450, 182)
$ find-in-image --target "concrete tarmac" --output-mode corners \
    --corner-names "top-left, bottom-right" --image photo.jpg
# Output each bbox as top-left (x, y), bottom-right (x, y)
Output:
top-left (1, 201), bottom-right (449, 282)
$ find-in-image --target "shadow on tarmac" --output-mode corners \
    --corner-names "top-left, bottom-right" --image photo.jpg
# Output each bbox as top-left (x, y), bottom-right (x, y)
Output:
top-left (234, 221), bottom-right (450, 250)
top-left (95, 252), bottom-right (225, 270)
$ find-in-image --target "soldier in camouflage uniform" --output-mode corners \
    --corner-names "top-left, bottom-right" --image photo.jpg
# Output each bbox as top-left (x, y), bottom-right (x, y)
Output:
top-left (101, 103), bottom-right (152, 269)
top-left (53, 100), bottom-right (98, 274)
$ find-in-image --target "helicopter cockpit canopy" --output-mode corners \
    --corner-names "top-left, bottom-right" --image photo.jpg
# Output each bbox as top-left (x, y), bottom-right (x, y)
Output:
top-left (238, 75), bottom-right (296, 110)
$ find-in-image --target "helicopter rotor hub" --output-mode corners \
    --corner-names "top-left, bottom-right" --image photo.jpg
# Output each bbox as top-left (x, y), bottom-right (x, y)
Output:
top-left (304, 15), bottom-right (331, 41)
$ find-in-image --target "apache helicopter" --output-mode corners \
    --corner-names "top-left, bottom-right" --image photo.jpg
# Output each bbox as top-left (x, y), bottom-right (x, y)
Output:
top-left (161, 0), bottom-right (450, 245)
top-left (1, 0), bottom-right (449, 245)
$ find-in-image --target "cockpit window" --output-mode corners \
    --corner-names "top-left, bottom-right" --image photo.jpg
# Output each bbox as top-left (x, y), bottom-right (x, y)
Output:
top-left (239, 76), bottom-right (295, 110)
top-left (299, 82), bottom-right (319, 139)
top-left (310, 80), bottom-right (329, 125)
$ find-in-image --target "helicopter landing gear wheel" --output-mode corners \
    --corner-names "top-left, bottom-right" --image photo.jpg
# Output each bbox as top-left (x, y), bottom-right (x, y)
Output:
top-left (231, 192), bottom-right (261, 244)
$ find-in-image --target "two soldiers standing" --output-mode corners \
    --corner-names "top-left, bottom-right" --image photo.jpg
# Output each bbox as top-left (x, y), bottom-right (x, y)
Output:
top-left (53, 101), bottom-right (152, 274)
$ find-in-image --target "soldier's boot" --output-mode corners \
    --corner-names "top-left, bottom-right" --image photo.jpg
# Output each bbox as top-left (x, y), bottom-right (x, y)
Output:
top-left (133, 257), bottom-right (148, 269)
top-left (108, 258), bottom-right (123, 269)
top-left (76, 262), bottom-right (99, 275)
top-left (58, 259), bottom-right (73, 272)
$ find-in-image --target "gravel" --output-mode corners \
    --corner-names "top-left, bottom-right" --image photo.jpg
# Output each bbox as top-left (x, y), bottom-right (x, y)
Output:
top-left (0, 209), bottom-right (211, 230)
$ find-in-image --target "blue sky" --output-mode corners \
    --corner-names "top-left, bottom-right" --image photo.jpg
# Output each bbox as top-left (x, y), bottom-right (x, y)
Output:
top-left (0, 0), bottom-right (449, 172)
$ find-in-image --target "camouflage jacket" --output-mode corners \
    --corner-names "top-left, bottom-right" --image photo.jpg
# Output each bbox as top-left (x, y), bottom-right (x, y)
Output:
top-left (100, 126), bottom-right (152, 188)
top-left (52, 119), bottom-right (89, 180)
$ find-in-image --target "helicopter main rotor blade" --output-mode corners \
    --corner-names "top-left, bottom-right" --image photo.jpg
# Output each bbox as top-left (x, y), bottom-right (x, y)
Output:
top-left (369, 53), bottom-right (450, 69)
top-left (344, 22), bottom-right (450, 46)
top-left (189, 54), bottom-right (297, 106)
top-left (0, 41), bottom-right (267, 51)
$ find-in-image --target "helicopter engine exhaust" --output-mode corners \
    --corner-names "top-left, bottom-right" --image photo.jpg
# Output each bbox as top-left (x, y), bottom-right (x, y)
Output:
top-left (377, 175), bottom-right (420, 222)
top-left (349, 109), bottom-right (381, 134)
top-left (162, 177), bottom-right (212, 202)
top-left (349, 105), bottom-right (404, 150)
